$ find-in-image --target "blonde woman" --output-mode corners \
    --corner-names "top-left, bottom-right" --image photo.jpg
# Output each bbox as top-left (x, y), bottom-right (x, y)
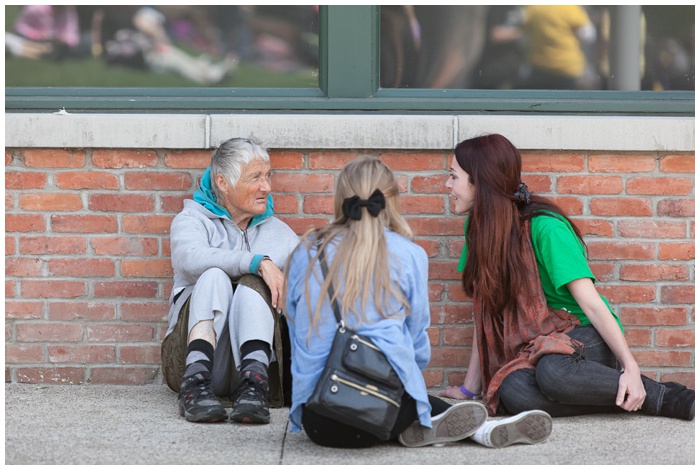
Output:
top-left (283, 157), bottom-right (487, 448)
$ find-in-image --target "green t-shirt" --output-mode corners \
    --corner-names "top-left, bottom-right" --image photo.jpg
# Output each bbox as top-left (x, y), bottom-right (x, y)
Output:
top-left (457, 212), bottom-right (623, 332)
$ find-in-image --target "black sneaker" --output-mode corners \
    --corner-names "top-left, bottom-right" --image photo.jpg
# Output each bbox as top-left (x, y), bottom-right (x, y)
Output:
top-left (178, 371), bottom-right (228, 423)
top-left (660, 381), bottom-right (695, 421)
top-left (230, 371), bottom-right (270, 424)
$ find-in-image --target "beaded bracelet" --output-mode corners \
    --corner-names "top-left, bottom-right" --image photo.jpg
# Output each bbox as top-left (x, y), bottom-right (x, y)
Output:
top-left (460, 384), bottom-right (478, 399)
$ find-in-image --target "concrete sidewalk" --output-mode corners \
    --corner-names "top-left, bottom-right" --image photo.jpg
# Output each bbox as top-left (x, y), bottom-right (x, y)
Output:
top-left (4, 383), bottom-right (695, 465)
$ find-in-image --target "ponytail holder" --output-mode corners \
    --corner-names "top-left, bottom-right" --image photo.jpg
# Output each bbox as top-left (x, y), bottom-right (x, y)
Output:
top-left (514, 182), bottom-right (531, 205)
top-left (342, 189), bottom-right (386, 220)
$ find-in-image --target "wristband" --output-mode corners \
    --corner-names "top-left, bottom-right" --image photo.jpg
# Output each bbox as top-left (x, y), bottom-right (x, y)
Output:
top-left (460, 384), bottom-right (478, 399)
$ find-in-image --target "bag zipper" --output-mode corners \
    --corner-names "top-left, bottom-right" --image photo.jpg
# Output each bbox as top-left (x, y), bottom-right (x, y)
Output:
top-left (330, 374), bottom-right (400, 407)
top-left (350, 334), bottom-right (381, 352)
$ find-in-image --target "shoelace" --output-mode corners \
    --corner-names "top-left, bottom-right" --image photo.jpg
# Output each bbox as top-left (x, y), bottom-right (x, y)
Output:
top-left (233, 378), bottom-right (269, 406)
top-left (185, 374), bottom-right (215, 403)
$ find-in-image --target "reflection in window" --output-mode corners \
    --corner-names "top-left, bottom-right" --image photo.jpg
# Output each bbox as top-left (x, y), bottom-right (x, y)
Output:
top-left (5, 5), bottom-right (319, 87)
top-left (380, 5), bottom-right (694, 91)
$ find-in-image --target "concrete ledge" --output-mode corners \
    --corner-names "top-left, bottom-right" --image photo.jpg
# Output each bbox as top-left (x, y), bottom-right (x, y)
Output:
top-left (5, 113), bottom-right (695, 151)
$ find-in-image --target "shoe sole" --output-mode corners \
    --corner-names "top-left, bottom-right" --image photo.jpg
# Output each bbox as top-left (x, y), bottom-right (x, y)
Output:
top-left (179, 403), bottom-right (228, 423)
top-left (485, 410), bottom-right (552, 448)
top-left (230, 409), bottom-right (271, 424)
top-left (398, 401), bottom-right (488, 448)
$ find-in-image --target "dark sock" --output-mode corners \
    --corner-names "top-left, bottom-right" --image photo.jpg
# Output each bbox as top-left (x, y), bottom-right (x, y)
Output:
top-left (239, 340), bottom-right (271, 376)
top-left (183, 339), bottom-right (215, 378)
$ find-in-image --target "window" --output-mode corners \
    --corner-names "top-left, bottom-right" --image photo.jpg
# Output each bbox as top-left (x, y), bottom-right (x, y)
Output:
top-left (5, 5), bottom-right (693, 114)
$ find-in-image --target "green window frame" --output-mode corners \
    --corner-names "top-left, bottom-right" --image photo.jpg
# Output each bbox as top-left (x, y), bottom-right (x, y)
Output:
top-left (5, 6), bottom-right (694, 115)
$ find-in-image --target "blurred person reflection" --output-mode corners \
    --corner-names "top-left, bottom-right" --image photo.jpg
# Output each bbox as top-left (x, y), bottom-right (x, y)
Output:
top-left (521, 5), bottom-right (596, 90)
top-left (380, 5), bottom-right (420, 88)
top-left (472, 6), bottom-right (525, 89)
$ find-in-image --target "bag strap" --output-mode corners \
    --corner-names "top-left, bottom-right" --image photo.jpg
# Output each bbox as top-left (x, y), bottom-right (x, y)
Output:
top-left (318, 249), bottom-right (343, 327)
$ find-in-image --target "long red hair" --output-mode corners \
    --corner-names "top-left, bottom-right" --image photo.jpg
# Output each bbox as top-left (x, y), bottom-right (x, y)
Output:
top-left (455, 134), bottom-right (584, 317)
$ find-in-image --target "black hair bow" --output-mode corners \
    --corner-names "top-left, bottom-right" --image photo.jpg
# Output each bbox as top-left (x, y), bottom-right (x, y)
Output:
top-left (342, 189), bottom-right (386, 220)
top-left (514, 182), bottom-right (531, 205)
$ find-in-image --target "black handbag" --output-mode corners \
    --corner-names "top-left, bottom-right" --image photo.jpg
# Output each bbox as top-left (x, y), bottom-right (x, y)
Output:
top-left (305, 249), bottom-right (405, 441)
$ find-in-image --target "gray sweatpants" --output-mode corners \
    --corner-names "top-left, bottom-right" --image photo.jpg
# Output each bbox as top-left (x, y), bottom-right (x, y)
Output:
top-left (188, 267), bottom-right (275, 396)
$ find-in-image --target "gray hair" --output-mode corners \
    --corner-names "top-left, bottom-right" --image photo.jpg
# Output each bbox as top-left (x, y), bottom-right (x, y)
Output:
top-left (210, 137), bottom-right (270, 201)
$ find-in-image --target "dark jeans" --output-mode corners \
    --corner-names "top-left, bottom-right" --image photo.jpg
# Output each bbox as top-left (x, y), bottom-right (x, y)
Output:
top-left (499, 325), bottom-right (665, 417)
top-left (301, 393), bottom-right (450, 448)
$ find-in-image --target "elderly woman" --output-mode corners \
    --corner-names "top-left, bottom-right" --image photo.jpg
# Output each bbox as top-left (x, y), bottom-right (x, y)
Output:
top-left (162, 137), bottom-right (299, 424)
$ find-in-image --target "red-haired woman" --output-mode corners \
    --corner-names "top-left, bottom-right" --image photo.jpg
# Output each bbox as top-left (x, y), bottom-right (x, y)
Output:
top-left (439, 134), bottom-right (694, 448)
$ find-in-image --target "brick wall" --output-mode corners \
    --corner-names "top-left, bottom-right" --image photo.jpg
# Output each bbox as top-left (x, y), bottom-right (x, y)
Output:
top-left (5, 147), bottom-right (695, 388)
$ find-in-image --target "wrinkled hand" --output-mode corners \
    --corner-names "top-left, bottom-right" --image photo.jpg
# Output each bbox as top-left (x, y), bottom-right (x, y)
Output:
top-left (616, 369), bottom-right (646, 412)
top-left (258, 259), bottom-right (284, 313)
top-left (437, 385), bottom-right (471, 400)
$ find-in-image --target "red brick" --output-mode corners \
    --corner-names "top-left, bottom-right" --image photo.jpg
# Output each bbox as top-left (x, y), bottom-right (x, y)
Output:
top-left (657, 199), bottom-right (694, 218)
top-left (659, 372), bottom-right (695, 388)
top-left (379, 152), bottom-right (446, 171)
top-left (278, 216), bottom-right (328, 235)
top-left (656, 329), bottom-right (695, 348)
top-left (660, 286), bottom-right (694, 304)
top-left (557, 176), bottom-right (623, 195)
top-left (273, 173), bottom-right (334, 193)
top-left (589, 155), bottom-right (655, 173)
top-left (546, 197), bottom-right (583, 215)
top-left (122, 215), bottom-right (173, 234)
top-left (269, 151), bottom-right (304, 169)
top-left (5, 344), bottom-right (44, 363)
top-left (572, 218), bottom-right (614, 237)
top-left (428, 261), bottom-right (461, 281)
top-left (399, 196), bottom-right (444, 214)
top-left (620, 307), bottom-right (688, 326)
top-left (443, 326), bottom-right (473, 346)
top-left (303, 195), bottom-right (334, 214)
top-left (414, 239), bottom-right (440, 258)
top-left (87, 324), bottom-right (155, 342)
top-left (48, 345), bottom-right (116, 363)
top-left (422, 369), bottom-right (444, 388)
top-left (659, 155), bottom-right (694, 173)
top-left (121, 260), bottom-right (173, 278)
top-left (589, 262), bottom-right (616, 282)
top-left (659, 242), bottom-right (694, 261)
top-left (19, 193), bottom-right (83, 211)
top-left (308, 151), bottom-right (358, 169)
top-left (596, 285), bottom-right (656, 303)
top-left (521, 174), bottom-right (552, 193)
top-left (55, 172), bottom-right (119, 190)
top-left (620, 264), bottom-right (688, 282)
top-left (5, 301), bottom-right (44, 319)
top-left (164, 150), bottom-right (210, 169)
top-left (5, 172), bottom-right (47, 189)
top-left (447, 283), bottom-right (469, 302)
top-left (623, 328), bottom-right (652, 347)
top-left (6, 193), bottom-right (14, 210)
top-left (7, 280), bottom-right (16, 298)
top-left (618, 220), bottom-right (687, 239)
top-left (162, 239), bottom-right (171, 257)
top-left (93, 281), bottom-right (159, 298)
top-left (16, 367), bottom-right (84, 384)
top-left (92, 149), bottom-right (158, 168)
top-left (590, 198), bottom-right (652, 217)
top-left (48, 258), bottom-right (115, 277)
top-left (587, 241), bottom-right (655, 260)
top-left (411, 175), bottom-right (450, 194)
top-left (626, 177), bottom-right (693, 196)
top-left (24, 149), bottom-right (85, 168)
top-left (20, 236), bottom-right (86, 255)
top-left (21, 281), bottom-right (87, 299)
top-left (119, 345), bottom-right (161, 364)
top-left (89, 194), bottom-right (154, 212)
top-left (89, 367), bottom-right (159, 385)
top-left (6, 258), bottom-right (42, 277)
top-left (124, 172), bottom-right (192, 191)
top-left (6, 148), bottom-right (13, 165)
top-left (632, 350), bottom-right (692, 367)
top-left (428, 282), bottom-right (445, 302)
top-left (16, 323), bottom-right (83, 342)
top-left (49, 301), bottom-right (116, 321)
top-left (121, 302), bottom-right (169, 322)
top-left (408, 217), bottom-right (463, 236)
top-left (432, 304), bottom-right (474, 324)
top-left (521, 153), bottom-right (585, 172)
top-left (160, 195), bottom-right (189, 213)
top-left (272, 194), bottom-right (298, 214)
top-left (91, 237), bottom-right (159, 256)
top-left (428, 347), bottom-right (470, 368)
top-left (5, 214), bottom-right (45, 232)
top-left (51, 215), bottom-right (118, 233)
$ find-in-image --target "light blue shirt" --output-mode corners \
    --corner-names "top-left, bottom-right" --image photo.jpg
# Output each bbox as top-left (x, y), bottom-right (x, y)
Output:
top-left (284, 229), bottom-right (432, 432)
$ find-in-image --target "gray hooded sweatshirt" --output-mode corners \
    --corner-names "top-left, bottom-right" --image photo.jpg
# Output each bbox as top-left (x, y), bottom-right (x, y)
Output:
top-left (166, 168), bottom-right (299, 336)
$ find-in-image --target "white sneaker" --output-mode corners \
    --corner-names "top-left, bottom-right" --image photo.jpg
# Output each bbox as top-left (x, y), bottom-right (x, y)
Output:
top-left (470, 410), bottom-right (552, 448)
top-left (398, 401), bottom-right (488, 448)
